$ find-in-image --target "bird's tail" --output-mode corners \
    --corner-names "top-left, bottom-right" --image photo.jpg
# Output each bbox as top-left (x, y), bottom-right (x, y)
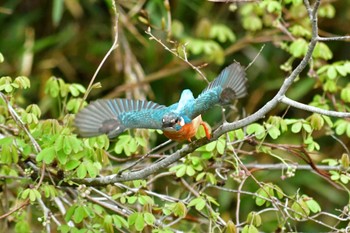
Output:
top-left (74, 99), bottom-right (162, 138)
top-left (204, 62), bottom-right (247, 104)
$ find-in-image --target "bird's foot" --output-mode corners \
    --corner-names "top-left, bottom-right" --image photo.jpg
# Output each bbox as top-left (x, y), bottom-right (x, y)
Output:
top-left (200, 122), bottom-right (211, 140)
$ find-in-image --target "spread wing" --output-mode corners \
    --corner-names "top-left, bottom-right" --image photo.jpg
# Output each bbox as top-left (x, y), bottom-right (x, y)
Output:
top-left (74, 99), bottom-right (167, 138)
top-left (186, 62), bottom-right (247, 120)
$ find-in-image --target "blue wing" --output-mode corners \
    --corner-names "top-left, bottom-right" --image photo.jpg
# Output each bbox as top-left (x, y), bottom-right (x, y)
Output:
top-left (183, 62), bottom-right (247, 120)
top-left (74, 99), bottom-right (168, 138)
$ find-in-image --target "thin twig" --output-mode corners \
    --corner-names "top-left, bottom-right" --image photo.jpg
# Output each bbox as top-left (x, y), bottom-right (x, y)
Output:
top-left (117, 139), bottom-right (172, 174)
top-left (145, 28), bottom-right (209, 84)
top-left (317, 35), bottom-right (350, 41)
top-left (279, 95), bottom-right (350, 118)
top-left (245, 44), bottom-right (265, 70)
top-left (79, 2), bottom-right (119, 108)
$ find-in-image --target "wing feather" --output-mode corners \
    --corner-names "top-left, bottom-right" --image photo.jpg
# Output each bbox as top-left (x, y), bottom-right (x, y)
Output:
top-left (75, 98), bottom-right (167, 138)
top-left (186, 62), bottom-right (247, 120)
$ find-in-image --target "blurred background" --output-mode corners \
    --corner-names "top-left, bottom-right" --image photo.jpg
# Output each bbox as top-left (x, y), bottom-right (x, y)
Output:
top-left (1, 0), bottom-right (350, 231)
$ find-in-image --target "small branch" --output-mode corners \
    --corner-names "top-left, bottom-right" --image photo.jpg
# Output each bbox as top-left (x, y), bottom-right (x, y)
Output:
top-left (37, 198), bottom-right (52, 233)
top-left (279, 95), bottom-right (350, 118)
top-left (145, 28), bottom-right (209, 84)
top-left (317, 35), bottom-right (350, 41)
top-left (0, 199), bottom-right (30, 220)
top-left (117, 139), bottom-right (172, 174)
top-left (0, 93), bottom-right (40, 153)
top-left (245, 44), bottom-right (265, 71)
top-left (80, 2), bottom-right (119, 108)
top-left (244, 163), bottom-right (340, 171)
top-left (235, 177), bottom-right (247, 226)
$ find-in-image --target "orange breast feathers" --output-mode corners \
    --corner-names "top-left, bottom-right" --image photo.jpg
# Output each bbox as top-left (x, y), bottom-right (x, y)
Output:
top-left (163, 115), bottom-right (211, 142)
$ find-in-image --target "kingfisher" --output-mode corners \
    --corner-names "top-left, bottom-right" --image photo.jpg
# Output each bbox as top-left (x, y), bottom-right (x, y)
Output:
top-left (74, 62), bottom-right (247, 142)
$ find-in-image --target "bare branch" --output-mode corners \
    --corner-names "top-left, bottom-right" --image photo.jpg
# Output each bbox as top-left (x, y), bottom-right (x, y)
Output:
top-left (279, 95), bottom-right (350, 118)
top-left (244, 163), bottom-right (340, 171)
top-left (80, 2), bottom-right (119, 107)
top-left (317, 35), bottom-right (350, 41)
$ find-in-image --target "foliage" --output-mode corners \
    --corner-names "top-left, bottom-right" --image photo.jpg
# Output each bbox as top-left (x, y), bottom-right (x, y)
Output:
top-left (1, 0), bottom-right (350, 232)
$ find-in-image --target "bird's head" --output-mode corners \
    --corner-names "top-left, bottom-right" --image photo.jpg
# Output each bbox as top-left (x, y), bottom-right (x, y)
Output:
top-left (162, 112), bottom-right (185, 131)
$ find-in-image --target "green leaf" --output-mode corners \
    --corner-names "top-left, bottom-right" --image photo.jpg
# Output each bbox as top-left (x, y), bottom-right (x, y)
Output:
top-left (313, 42), bottom-right (333, 60)
top-left (308, 114), bottom-right (324, 130)
top-left (209, 24), bottom-right (236, 43)
top-left (15, 220), bottom-right (30, 233)
top-left (65, 205), bottom-right (76, 222)
top-left (56, 150), bottom-right (68, 165)
top-left (247, 123), bottom-right (266, 139)
top-left (63, 136), bottom-right (72, 155)
top-left (45, 77), bottom-right (60, 97)
top-left (260, 0), bottom-right (282, 13)
top-left (291, 121), bottom-right (302, 133)
top-left (289, 25), bottom-right (311, 38)
top-left (112, 215), bottom-right (129, 228)
top-left (302, 123), bottom-right (312, 133)
top-left (36, 147), bottom-right (56, 164)
top-left (103, 215), bottom-right (113, 233)
top-left (242, 225), bottom-right (259, 233)
top-left (247, 212), bottom-right (262, 227)
top-left (234, 129), bottom-right (245, 140)
top-left (226, 220), bottom-right (237, 233)
top-left (289, 38), bottom-right (308, 58)
top-left (340, 174), bottom-right (350, 184)
top-left (0, 137), bottom-right (13, 146)
top-left (21, 189), bottom-right (31, 200)
top-left (14, 76), bottom-right (31, 89)
top-left (205, 141), bottom-right (216, 152)
top-left (128, 213), bottom-right (145, 231)
top-left (29, 190), bottom-right (37, 202)
top-left (340, 153), bottom-right (350, 169)
top-left (188, 197), bottom-right (206, 211)
top-left (76, 163), bottom-right (87, 179)
top-left (305, 198), bottom-right (321, 213)
top-left (291, 199), bottom-right (310, 220)
top-left (127, 196), bottom-right (137, 204)
top-left (216, 139), bottom-right (225, 154)
top-left (173, 202), bottom-right (187, 218)
top-left (255, 187), bottom-right (269, 206)
top-left (329, 170), bottom-right (340, 180)
top-left (341, 87), bottom-right (350, 103)
top-left (318, 3), bottom-right (335, 18)
top-left (138, 195), bottom-right (154, 205)
top-left (335, 119), bottom-right (348, 135)
top-left (171, 164), bottom-right (186, 177)
top-left (242, 15), bottom-right (263, 31)
top-left (73, 206), bottom-right (86, 223)
top-left (143, 212), bottom-right (155, 226)
top-left (186, 165), bottom-right (196, 176)
top-left (266, 124), bottom-right (280, 139)
top-left (327, 66), bottom-right (337, 79)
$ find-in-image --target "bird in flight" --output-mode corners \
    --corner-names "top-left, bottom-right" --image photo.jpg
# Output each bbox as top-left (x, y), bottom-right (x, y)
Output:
top-left (74, 62), bottom-right (247, 142)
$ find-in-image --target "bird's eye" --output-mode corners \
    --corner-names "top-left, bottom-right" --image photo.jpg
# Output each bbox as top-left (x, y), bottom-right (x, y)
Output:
top-left (174, 118), bottom-right (179, 123)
